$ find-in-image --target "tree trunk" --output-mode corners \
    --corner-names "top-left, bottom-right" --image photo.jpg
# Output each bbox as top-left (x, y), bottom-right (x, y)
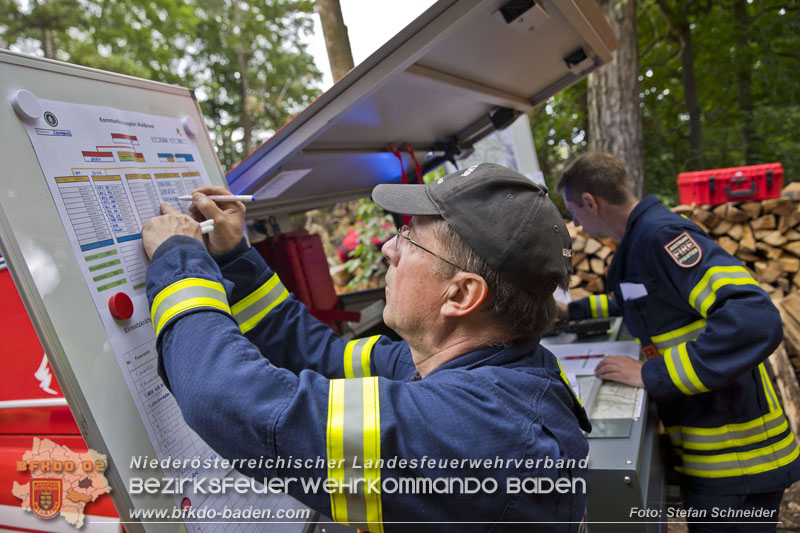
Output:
top-left (732, 0), bottom-right (757, 164)
top-left (678, 21), bottom-right (703, 168)
top-left (236, 47), bottom-right (253, 156)
top-left (316, 0), bottom-right (354, 81)
top-left (588, 0), bottom-right (645, 198)
top-left (39, 27), bottom-right (55, 58)
top-left (233, 4), bottom-right (253, 157)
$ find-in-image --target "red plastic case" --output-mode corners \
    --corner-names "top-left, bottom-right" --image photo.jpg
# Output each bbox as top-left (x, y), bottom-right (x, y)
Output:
top-left (677, 163), bottom-right (784, 206)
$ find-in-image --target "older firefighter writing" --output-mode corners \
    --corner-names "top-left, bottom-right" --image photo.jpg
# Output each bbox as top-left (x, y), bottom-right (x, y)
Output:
top-left (142, 164), bottom-right (590, 532)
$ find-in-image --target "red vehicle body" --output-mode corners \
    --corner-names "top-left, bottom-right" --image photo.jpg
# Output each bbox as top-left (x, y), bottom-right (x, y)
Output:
top-left (0, 264), bottom-right (121, 532)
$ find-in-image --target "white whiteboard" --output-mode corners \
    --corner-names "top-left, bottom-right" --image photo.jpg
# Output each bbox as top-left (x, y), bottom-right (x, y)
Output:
top-left (0, 50), bottom-right (308, 532)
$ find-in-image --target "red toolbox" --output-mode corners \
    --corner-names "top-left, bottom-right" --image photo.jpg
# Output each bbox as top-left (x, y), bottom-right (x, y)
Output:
top-left (677, 163), bottom-right (783, 206)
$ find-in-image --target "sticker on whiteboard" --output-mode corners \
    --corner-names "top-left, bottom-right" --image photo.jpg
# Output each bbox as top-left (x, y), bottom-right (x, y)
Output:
top-left (254, 168), bottom-right (312, 198)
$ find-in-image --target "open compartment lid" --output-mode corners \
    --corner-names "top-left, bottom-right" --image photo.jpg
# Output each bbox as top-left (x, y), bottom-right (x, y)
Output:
top-left (227, 0), bottom-right (617, 216)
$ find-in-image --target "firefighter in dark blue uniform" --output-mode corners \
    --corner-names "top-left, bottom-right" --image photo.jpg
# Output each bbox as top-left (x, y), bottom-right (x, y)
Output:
top-left (142, 164), bottom-right (591, 532)
top-left (557, 152), bottom-right (800, 532)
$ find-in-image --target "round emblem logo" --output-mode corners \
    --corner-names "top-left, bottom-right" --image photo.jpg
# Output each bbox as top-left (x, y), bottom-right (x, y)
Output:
top-left (43, 111), bottom-right (58, 127)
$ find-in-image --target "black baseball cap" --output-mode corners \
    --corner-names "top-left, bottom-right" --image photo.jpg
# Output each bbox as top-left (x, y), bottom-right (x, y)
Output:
top-left (372, 163), bottom-right (572, 295)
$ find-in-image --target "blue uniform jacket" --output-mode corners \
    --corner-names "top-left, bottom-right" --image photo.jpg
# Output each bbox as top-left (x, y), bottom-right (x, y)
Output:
top-left (147, 236), bottom-right (592, 532)
top-left (569, 195), bottom-right (800, 493)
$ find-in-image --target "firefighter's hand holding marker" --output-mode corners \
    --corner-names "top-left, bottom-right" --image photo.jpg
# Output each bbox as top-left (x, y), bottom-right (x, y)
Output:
top-left (141, 185), bottom-right (248, 259)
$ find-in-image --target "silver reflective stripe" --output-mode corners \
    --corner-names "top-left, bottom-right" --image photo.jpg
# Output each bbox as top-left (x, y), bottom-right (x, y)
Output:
top-left (760, 364), bottom-right (779, 411)
top-left (664, 346), bottom-right (707, 395)
top-left (682, 433), bottom-right (798, 476)
top-left (342, 378), bottom-right (368, 527)
top-left (347, 338), bottom-right (370, 378)
top-left (653, 326), bottom-right (706, 352)
top-left (678, 411), bottom-right (787, 449)
top-left (231, 274), bottom-right (289, 333)
top-left (327, 378), bottom-right (382, 531)
top-left (691, 268), bottom-right (752, 312)
top-left (151, 283), bottom-right (230, 337)
top-left (344, 336), bottom-right (380, 378)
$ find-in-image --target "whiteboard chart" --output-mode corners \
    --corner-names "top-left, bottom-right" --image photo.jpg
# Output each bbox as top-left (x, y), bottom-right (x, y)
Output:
top-left (22, 100), bottom-right (220, 467)
top-left (0, 51), bottom-right (308, 532)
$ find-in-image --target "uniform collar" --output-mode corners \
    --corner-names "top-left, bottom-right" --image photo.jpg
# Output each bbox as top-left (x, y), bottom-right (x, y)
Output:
top-left (424, 337), bottom-right (543, 378)
top-left (607, 195), bottom-right (661, 284)
top-left (624, 194), bottom-right (661, 235)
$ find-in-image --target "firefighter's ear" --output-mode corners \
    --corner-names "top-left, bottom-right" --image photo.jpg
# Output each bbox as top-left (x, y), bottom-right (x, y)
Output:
top-left (441, 272), bottom-right (488, 318)
top-left (581, 192), bottom-right (599, 215)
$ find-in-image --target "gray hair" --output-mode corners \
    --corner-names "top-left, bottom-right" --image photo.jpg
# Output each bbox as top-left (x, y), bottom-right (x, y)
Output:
top-left (426, 217), bottom-right (561, 339)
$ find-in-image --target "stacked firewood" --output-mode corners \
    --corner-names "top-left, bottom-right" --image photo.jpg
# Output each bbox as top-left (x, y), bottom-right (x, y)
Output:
top-left (674, 182), bottom-right (800, 300)
top-left (567, 183), bottom-right (800, 302)
top-left (565, 222), bottom-right (617, 301)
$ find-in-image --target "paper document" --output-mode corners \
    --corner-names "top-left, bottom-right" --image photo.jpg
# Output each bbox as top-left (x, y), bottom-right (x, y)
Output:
top-left (543, 340), bottom-right (641, 399)
top-left (22, 99), bottom-right (306, 530)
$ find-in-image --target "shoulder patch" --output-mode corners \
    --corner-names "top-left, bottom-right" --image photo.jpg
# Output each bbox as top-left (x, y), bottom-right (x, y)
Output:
top-left (664, 232), bottom-right (702, 268)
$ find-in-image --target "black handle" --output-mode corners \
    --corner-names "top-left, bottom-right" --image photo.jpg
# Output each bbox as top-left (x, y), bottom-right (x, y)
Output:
top-left (725, 182), bottom-right (756, 197)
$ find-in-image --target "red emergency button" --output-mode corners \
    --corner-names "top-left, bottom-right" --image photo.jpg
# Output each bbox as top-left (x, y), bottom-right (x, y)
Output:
top-left (108, 292), bottom-right (134, 320)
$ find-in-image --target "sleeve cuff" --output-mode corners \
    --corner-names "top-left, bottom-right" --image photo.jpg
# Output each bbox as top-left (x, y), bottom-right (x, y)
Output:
top-left (568, 300), bottom-right (587, 321)
top-left (211, 237), bottom-right (250, 268)
top-left (641, 357), bottom-right (674, 401)
top-left (152, 235), bottom-right (206, 262)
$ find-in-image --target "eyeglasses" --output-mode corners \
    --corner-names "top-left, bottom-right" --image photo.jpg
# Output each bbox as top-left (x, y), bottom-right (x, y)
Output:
top-left (394, 225), bottom-right (465, 271)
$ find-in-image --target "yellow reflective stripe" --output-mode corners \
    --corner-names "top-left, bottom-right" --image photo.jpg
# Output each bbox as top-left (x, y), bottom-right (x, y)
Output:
top-left (151, 278), bottom-right (225, 316)
top-left (677, 343), bottom-right (709, 394)
top-left (589, 296), bottom-right (598, 318)
top-left (765, 364), bottom-right (780, 412)
top-left (699, 277), bottom-right (760, 316)
top-left (343, 341), bottom-right (357, 379)
top-left (651, 319), bottom-right (707, 353)
top-left (361, 336), bottom-right (380, 378)
top-left (667, 407), bottom-right (788, 450)
top-left (556, 360), bottom-right (583, 408)
top-left (680, 407), bottom-right (784, 436)
top-left (231, 274), bottom-right (289, 333)
top-left (362, 377), bottom-right (383, 531)
top-left (680, 432), bottom-right (800, 478)
top-left (326, 378), bottom-right (383, 531)
top-left (155, 297), bottom-right (230, 337)
top-left (688, 266), bottom-right (758, 317)
top-left (343, 336), bottom-right (381, 378)
top-left (589, 295), bottom-right (608, 318)
top-left (688, 266), bottom-right (744, 309)
top-left (150, 278), bottom-right (230, 337)
top-left (759, 364), bottom-right (776, 412)
top-left (327, 380), bottom-right (347, 524)
top-left (664, 347), bottom-right (693, 395)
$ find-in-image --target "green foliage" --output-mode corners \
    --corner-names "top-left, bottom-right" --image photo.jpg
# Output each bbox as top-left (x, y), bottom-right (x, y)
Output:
top-left (344, 165), bottom-right (447, 289)
top-left (529, 0), bottom-right (800, 205)
top-left (529, 79), bottom-right (588, 211)
top-left (422, 165), bottom-right (446, 184)
top-left (0, 0), bottom-right (321, 170)
top-left (638, 0), bottom-right (800, 202)
top-left (345, 199), bottom-right (393, 290)
top-left (192, 0), bottom-right (322, 168)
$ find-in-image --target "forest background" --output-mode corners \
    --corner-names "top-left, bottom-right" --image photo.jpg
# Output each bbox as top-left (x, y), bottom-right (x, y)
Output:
top-left (2, 0), bottom-right (797, 201)
top-left (2, 0), bottom-right (798, 285)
